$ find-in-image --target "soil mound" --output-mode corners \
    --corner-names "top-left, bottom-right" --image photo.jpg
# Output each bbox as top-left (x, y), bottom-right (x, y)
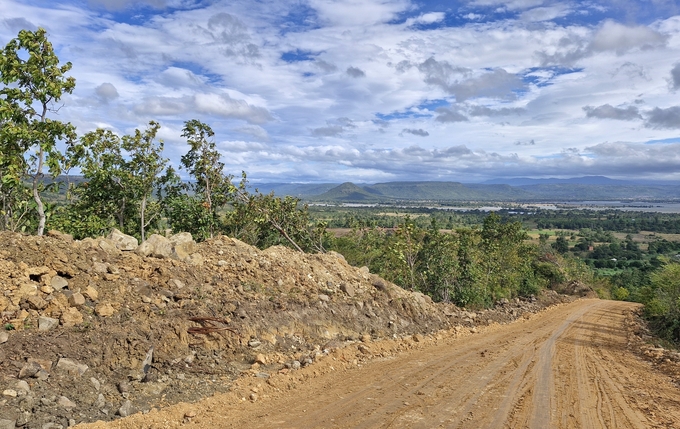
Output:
top-left (0, 230), bottom-right (571, 428)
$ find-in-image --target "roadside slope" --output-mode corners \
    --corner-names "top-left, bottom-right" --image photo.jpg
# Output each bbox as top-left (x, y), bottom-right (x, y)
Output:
top-left (78, 299), bottom-right (680, 429)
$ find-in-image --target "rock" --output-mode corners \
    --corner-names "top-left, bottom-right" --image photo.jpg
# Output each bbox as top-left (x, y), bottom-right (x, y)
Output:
top-left (68, 292), bottom-right (85, 307)
top-left (56, 358), bottom-right (88, 376)
top-left (248, 339), bottom-right (262, 348)
top-left (15, 283), bottom-right (38, 298)
top-left (40, 285), bottom-right (54, 294)
top-left (98, 239), bottom-right (121, 255)
top-left (26, 265), bottom-right (50, 278)
top-left (412, 333), bottom-right (424, 342)
top-left (169, 232), bottom-right (195, 260)
top-left (136, 234), bottom-right (173, 258)
top-left (185, 253), bottom-right (204, 266)
top-left (50, 276), bottom-right (68, 290)
top-left (25, 294), bottom-right (46, 310)
top-left (0, 419), bottom-right (15, 429)
top-left (61, 307), bottom-right (84, 326)
top-left (38, 316), bottom-right (59, 331)
top-left (18, 361), bottom-right (42, 379)
top-left (42, 423), bottom-right (64, 429)
top-left (107, 229), bottom-right (138, 251)
top-left (250, 393), bottom-right (258, 401)
top-left (0, 331), bottom-right (8, 344)
top-left (290, 360), bottom-right (301, 370)
top-left (58, 396), bottom-right (76, 408)
top-left (340, 283), bottom-right (355, 297)
top-left (118, 399), bottom-right (133, 417)
top-left (92, 262), bottom-right (108, 274)
top-left (254, 354), bottom-right (267, 365)
top-left (168, 278), bottom-right (185, 289)
top-left (95, 302), bottom-right (115, 317)
top-left (91, 377), bottom-right (101, 391)
top-left (82, 286), bottom-right (99, 301)
top-left (118, 381), bottom-right (130, 394)
top-left (2, 389), bottom-right (17, 397)
top-left (96, 393), bottom-right (106, 409)
top-left (15, 380), bottom-right (30, 393)
top-left (318, 294), bottom-right (330, 302)
top-left (360, 334), bottom-right (371, 343)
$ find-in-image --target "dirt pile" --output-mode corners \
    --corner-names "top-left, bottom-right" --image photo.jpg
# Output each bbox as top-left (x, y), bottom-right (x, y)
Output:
top-left (0, 230), bottom-right (571, 429)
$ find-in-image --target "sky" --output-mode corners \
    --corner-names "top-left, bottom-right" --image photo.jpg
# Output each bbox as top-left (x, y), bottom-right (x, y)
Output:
top-left (3, 0), bottom-right (680, 184)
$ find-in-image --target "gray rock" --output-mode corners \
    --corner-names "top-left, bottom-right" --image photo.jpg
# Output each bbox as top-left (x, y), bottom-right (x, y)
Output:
top-left (56, 358), bottom-right (88, 376)
top-left (50, 275), bottom-right (68, 290)
top-left (92, 262), bottom-right (108, 274)
top-left (90, 377), bottom-right (101, 391)
top-left (68, 292), bottom-right (85, 307)
top-left (136, 234), bottom-right (173, 258)
top-left (15, 380), bottom-right (30, 393)
top-left (0, 331), bottom-right (8, 344)
top-left (107, 228), bottom-right (138, 251)
top-left (96, 393), bottom-right (106, 408)
top-left (340, 283), bottom-right (355, 297)
top-left (42, 423), bottom-right (63, 429)
top-left (18, 361), bottom-right (42, 379)
top-left (38, 316), bottom-right (59, 331)
top-left (167, 278), bottom-right (185, 290)
top-left (0, 419), bottom-right (15, 429)
top-left (291, 360), bottom-right (301, 370)
top-left (318, 294), bottom-right (330, 302)
top-left (169, 232), bottom-right (195, 260)
top-left (118, 399), bottom-right (133, 417)
top-left (248, 339), bottom-right (262, 348)
top-left (58, 396), bottom-right (76, 408)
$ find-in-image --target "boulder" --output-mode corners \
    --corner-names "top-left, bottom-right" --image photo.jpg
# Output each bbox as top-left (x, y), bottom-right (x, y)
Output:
top-left (60, 308), bottom-right (83, 327)
top-left (38, 316), bottom-right (59, 332)
top-left (95, 302), bottom-right (115, 317)
top-left (136, 234), bottom-right (173, 258)
top-left (50, 275), bottom-right (68, 290)
top-left (107, 228), bottom-right (139, 251)
top-left (169, 232), bottom-right (196, 260)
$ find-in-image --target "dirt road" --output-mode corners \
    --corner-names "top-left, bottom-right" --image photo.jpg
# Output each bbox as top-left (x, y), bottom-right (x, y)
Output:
top-left (81, 299), bottom-right (680, 429)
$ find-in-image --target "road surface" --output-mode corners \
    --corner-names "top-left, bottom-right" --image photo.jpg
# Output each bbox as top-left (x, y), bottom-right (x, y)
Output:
top-left (81, 299), bottom-right (680, 429)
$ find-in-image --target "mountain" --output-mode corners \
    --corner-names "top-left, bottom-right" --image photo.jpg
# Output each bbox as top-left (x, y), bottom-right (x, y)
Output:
top-left (314, 182), bottom-right (382, 201)
top-left (248, 183), bottom-right (339, 197)
top-left (482, 176), bottom-right (633, 186)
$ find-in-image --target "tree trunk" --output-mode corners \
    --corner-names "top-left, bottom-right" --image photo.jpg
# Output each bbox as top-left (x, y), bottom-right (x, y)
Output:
top-left (34, 146), bottom-right (46, 236)
top-left (140, 195), bottom-right (146, 242)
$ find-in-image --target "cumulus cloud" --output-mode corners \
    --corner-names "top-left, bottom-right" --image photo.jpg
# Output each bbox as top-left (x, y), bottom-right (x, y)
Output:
top-left (520, 5), bottom-right (572, 22)
top-left (590, 21), bottom-right (668, 55)
top-left (95, 83), bottom-right (119, 101)
top-left (469, 106), bottom-right (526, 116)
top-left (194, 93), bottom-right (272, 123)
top-left (201, 12), bottom-right (261, 59)
top-left (346, 66), bottom-right (366, 78)
top-left (645, 106), bottom-right (680, 129)
top-left (514, 139), bottom-right (536, 146)
top-left (401, 128), bottom-right (429, 137)
top-left (435, 107), bottom-right (469, 123)
top-left (311, 117), bottom-right (355, 137)
top-left (405, 12), bottom-right (446, 26)
top-left (416, 58), bottom-right (523, 101)
top-left (315, 60), bottom-right (338, 73)
top-left (671, 64), bottom-right (680, 90)
top-left (157, 67), bottom-right (205, 88)
top-left (583, 104), bottom-right (642, 120)
top-left (133, 93), bottom-right (273, 124)
top-left (87, 0), bottom-right (166, 10)
top-left (233, 125), bottom-right (269, 141)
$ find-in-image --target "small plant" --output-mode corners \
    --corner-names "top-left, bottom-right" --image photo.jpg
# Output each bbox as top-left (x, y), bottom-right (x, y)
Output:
top-left (4, 323), bottom-right (15, 331)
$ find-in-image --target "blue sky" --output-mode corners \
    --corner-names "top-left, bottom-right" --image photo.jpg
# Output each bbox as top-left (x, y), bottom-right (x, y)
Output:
top-left (3, 0), bottom-right (680, 183)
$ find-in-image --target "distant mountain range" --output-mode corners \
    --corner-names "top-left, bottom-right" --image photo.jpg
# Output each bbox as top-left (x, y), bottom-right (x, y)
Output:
top-left (252, 176), bottom-right (680, 202)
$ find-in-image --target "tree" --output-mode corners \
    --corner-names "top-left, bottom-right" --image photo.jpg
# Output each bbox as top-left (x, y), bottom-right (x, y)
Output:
top-left (122, 121), bottom-right (167, 242)
top-left (175, 119), bottom-right (232, 239)
top-left (0, 28), bottom-right (76, 235)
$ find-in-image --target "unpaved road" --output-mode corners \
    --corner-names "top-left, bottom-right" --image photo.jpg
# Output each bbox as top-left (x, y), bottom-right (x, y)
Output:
top-left (81, 299), bottom-right (680, 429)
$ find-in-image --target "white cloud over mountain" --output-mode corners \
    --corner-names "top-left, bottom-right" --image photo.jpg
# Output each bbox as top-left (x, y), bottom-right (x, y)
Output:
top-left (3, 0), bottom-right (680, 182)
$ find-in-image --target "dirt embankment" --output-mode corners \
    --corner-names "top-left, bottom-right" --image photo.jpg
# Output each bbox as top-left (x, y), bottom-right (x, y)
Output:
top-left (0, 230), bottom-right (569, 429)
top-left (80, 300), bottom-right (680, 429)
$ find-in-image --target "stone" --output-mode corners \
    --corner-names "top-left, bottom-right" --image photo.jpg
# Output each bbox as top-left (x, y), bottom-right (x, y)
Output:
top-left (82, 286), bottom-right (99, 301)
top-left (98, 239), bottom-right (121, 255)
top-left (50, 275), bottom-right (69, 290)
top-left (168, 279), bottom-right (185, 290)
top-left (254, 354), bottom-right (267, 365)
top-left (95, 302), bottom-right (115, 317)
top-left (169, 232), bottom-right (195, 261)
top-left (47, 230), bottom-right (73, 241)
top-left (0, 331), bottom-right (8, 344)
top-left (290, 360), bottom-right (301, 370)
top-left (107, 229), bottom-right (138, 251)
top-left (28, 358), bottom-right (52, 373)
top-left (40, 285), bottom-right (54, 294)
top-left (90, 377), bottom-right (101, 391)
top-left (38, 316), bottom-right (59, 332)
top-left (0, 419), bottom-right (15, 429)
top-left (412, 333), bottom-right (424, 343)
top-left (68, 292), bottom-right (85, 307)
top-left (15, 283), bottom-right (38, 298)
top-left (58, 396), bottom-right (76, 408)
top-left (15, 381), bottom-right (30, 393)
top-left (360, 334), bottom-right (371, 343)
top-left (26, 295), bottom-right (47, 310)
top-left (118, 399), bottom-right (133, 417)
top-left (340, 283), bottom-right (355, 297)
top-left (249, 393), bottom-right (258, 401)
top-left (26, 266), bottom-right (50, 278)
top-left (136, 234), bottom-right (173, 258)
top-left (56, 358), bottom-right (88, 376)
top-left (3, 389), bottom-right (17, 397)
top-left (318, 294), bottom-right (330, 302)
top-left (19, 361), bottom-right (42, 379)
top-left (92, 262), bottom-right (108, 274)
top-left (185, 253), bottom-right (204, 266)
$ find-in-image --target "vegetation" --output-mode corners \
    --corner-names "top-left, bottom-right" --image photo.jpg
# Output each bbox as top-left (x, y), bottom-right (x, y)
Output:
top-left (2, 29), bottom-right (680, 342)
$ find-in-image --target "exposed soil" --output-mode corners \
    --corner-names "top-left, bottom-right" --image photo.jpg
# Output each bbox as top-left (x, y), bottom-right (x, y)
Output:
top-left (0, 230), bottom-right (571, 429)
top-left (78, 300), bottom-right (680, 429)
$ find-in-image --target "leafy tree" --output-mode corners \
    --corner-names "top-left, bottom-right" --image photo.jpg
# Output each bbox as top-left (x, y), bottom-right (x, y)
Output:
top-left (417, 219), bottom-right (458, 301)
top-left (163, 119), bottom-right (233, 240)
top-left (0, 28), bottom-right (76, 235)
top-left (122, 121), bottom-right (167, 241)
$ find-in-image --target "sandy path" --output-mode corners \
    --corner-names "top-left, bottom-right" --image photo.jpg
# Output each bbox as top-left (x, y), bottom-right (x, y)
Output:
top-left (80, 299), bottom-right (680, 429)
